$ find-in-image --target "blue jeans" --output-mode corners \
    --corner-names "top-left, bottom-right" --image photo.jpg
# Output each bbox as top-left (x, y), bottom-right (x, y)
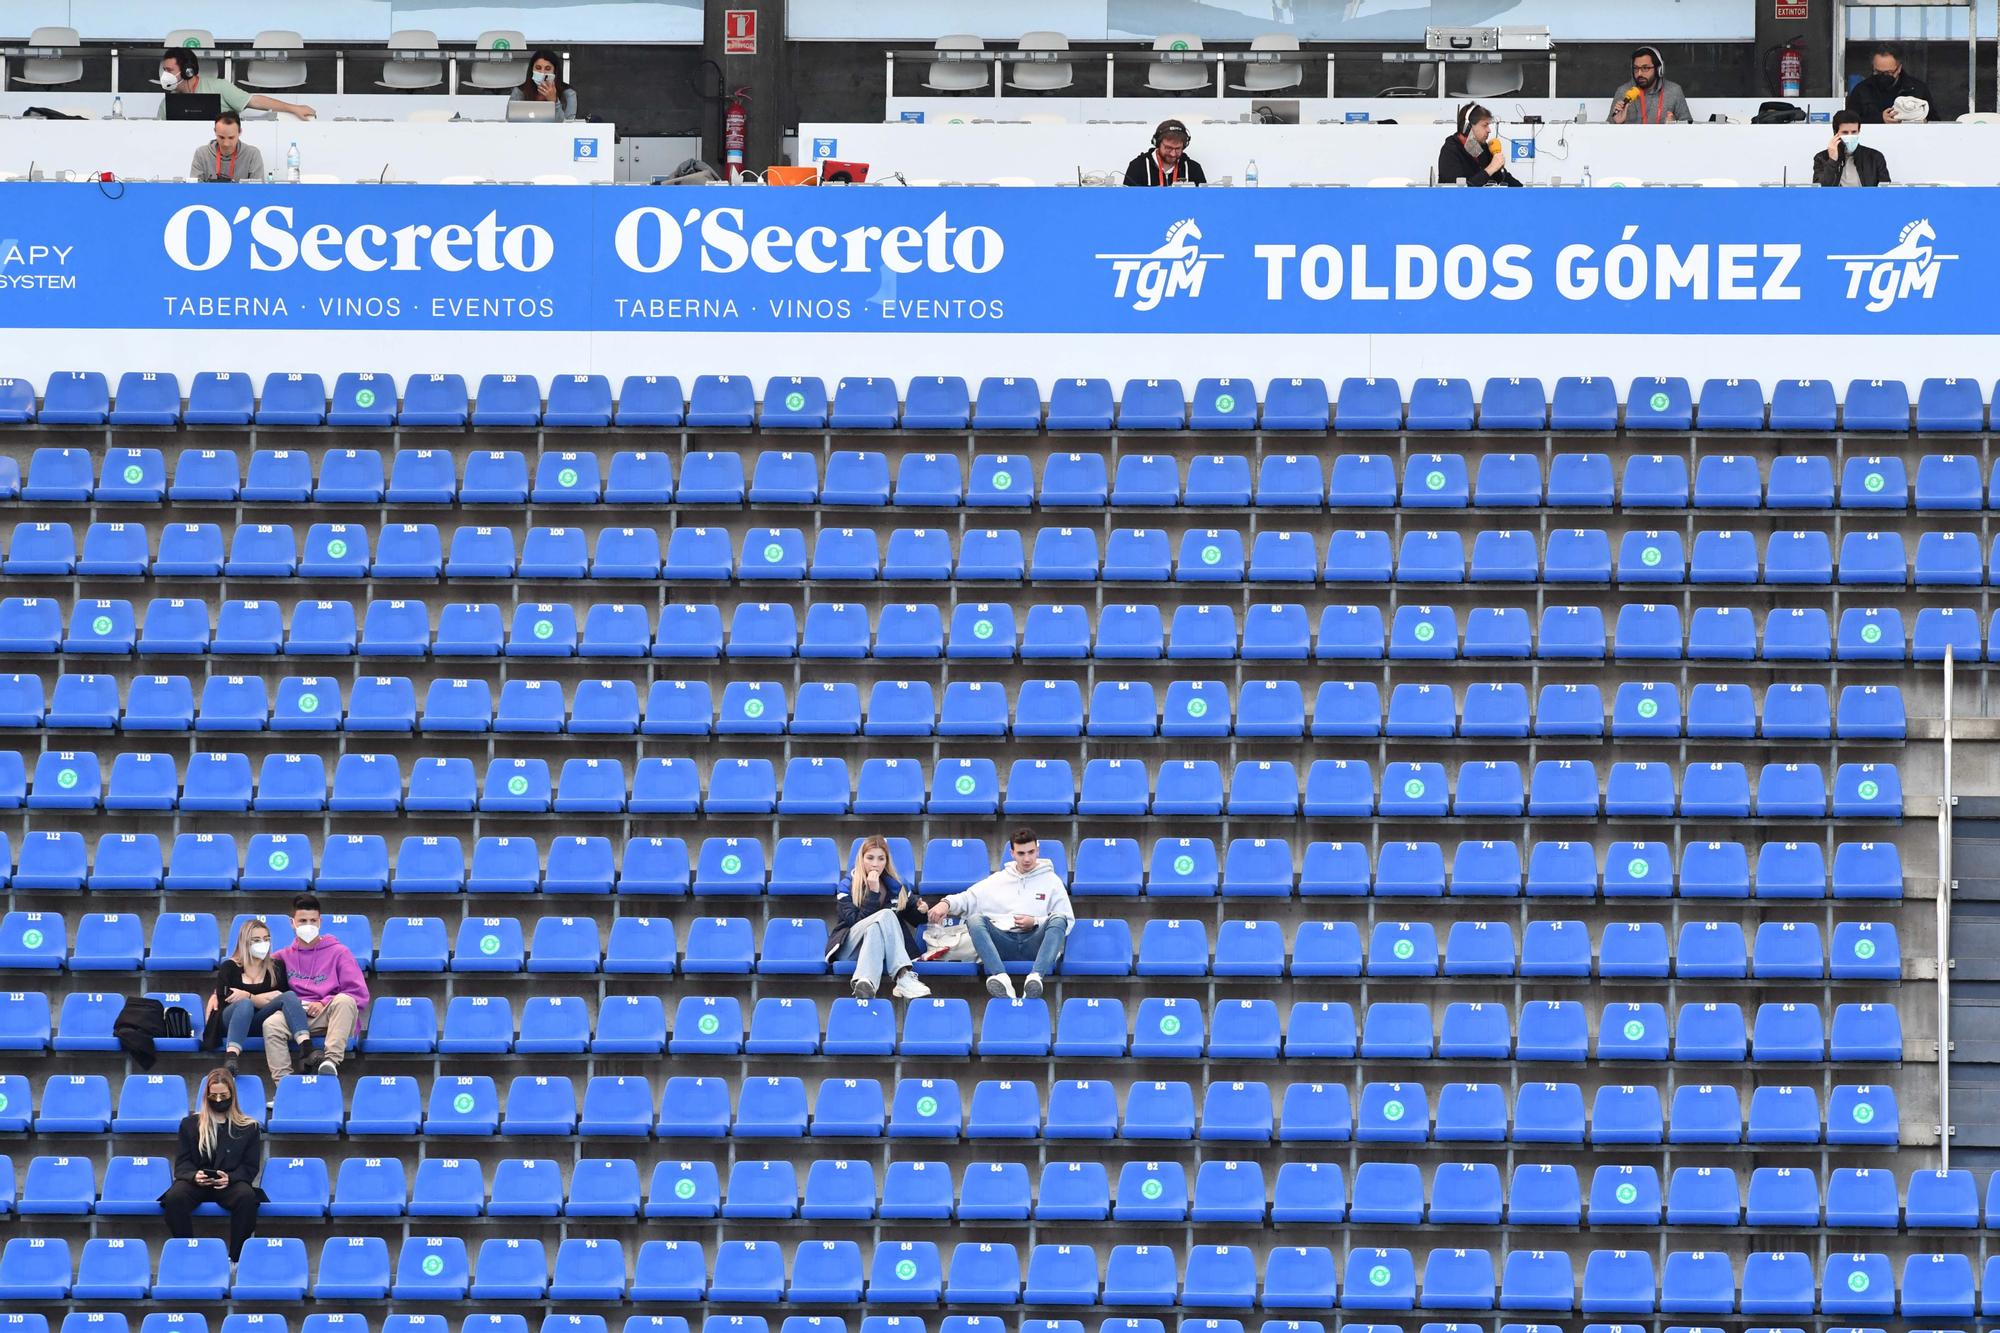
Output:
top-left (224, 991), bottom-right (308, 1051)
top-left (965, 915), bottom-right (1069, 976)
top-left (838, 908), bottom-right (915, 987)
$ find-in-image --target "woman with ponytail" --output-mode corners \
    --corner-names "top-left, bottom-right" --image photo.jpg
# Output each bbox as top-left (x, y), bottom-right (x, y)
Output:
top-left (160, 1067), bottom-right (265, 1261)
top-left (827, 836), bottom-right (933, 1002)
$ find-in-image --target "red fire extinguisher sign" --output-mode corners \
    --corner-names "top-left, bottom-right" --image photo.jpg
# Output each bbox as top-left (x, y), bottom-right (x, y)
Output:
top-left (725, 10), bottom-right (757, 54)
top-left (1776, 0), bottom-right (1807, 17)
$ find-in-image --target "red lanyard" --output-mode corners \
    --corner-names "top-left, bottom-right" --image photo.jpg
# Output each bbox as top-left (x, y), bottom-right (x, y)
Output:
top-left (1635, 87), bottom-right (1664, 123)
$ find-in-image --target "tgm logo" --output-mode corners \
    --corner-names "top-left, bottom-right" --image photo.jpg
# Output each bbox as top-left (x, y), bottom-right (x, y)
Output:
top-left (1095, 218), bottom-right (1222, 312)
top-left (163, 204), bottom-right (554, 273)
top-left (1828, 218), bottom-right (1957, 312)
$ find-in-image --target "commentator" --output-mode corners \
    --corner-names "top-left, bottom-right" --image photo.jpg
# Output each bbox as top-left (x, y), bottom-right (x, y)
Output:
top-left (509, 50), bottom-right (579, 120)
top-left (1608, 46), bottom-right (1689, 124)
top-left (1437, 103), bottom-right (1522, 187)
top-left (1813, 110), bottom-right (1890, 186)
top-left (1847, 43), bottom-right (1933, 123)
top-left (1124, 119), bottom-right (1207, 186)
top-left (157, 49), bottom-right (315, 120)
top-left (190, 111), bottom-right (264, 182)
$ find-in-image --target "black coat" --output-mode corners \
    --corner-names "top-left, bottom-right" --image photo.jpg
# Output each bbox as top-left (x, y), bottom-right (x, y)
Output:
top-left (1846, 69), bottom-right (1932, 124)
top-left (1124, 151), bottom-right (1207, 186)
top-left (169, 1114), bottom-right (265, 1195)
top-left (827, 875), bottom-right (926, 960)
top-left (201, 957), bottom-right (292, 1050)
top-left (1437, 133), bottom-right (1522, 187)
top-left (1813, 144), bottom-right (1891, 187)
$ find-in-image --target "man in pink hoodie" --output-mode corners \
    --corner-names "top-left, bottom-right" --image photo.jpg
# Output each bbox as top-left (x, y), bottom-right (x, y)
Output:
top-left (265, 893), bottom-right (369, 1079)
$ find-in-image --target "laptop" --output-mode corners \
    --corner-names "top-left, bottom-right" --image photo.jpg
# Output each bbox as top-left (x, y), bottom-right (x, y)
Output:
top-left (819, 159), bottom-right (869, 184)
top-left (505, 101), bottom-right (558, 123)
top-left (163, 92), bottom-right (222, 121)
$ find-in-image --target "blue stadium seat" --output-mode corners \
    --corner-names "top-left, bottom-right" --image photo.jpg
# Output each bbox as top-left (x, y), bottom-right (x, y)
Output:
top-left (1768, 455), bottom-right (1836, 509)
top-left (64, 600), bottom-right (135, 654)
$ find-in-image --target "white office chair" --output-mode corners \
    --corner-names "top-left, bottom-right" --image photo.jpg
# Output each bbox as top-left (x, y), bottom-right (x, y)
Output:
top-left (468, 30), bottom-right (527, 90)
top-left (378, 29), bottom-right (443, 91)
top-left (1230, 33), bottom-right (1303, 93)
top-left (1462, 61), bottom-right (1525, 98)
top-left (1958, 113), bottom-right (2000, 124)
top-left (1011, 31), bottom-right (1074, 92)
top-left (1146, 34), bottom-right (1210, 92)
top-left (242, 30), bottom-right (307, 90)
top-left (924, 35), bottom-right (989, 92)
top-left (163, 30), bottom-right (214, 55)
top-left (16, 26), bottom-right (83, 87)
top-left (1377, 62), bottom-right (1438, 97)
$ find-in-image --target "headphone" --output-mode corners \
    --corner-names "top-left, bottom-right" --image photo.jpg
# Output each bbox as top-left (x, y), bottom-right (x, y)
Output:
top-left (167, 48), bottom-right (199, 77)
top-left (1456, 102), bottom-right (1488, 136)
top-left (1633, 45), bottom-right (1664, 76)
top-left (1151, 118), bottom-right (1191, 150)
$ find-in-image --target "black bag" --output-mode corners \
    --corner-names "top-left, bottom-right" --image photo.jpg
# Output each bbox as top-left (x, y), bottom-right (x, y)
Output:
top-left (113, 996), bottom-right (169, 1069)
top-left (1752, 101), bottom-right (1807, 124)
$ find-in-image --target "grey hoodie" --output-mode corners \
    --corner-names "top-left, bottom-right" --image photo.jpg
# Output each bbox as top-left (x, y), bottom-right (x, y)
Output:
top-left (946, 858), bottom-right (1074, 930)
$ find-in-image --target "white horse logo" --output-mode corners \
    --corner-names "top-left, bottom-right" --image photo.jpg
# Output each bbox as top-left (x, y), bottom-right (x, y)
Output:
top-left (1828, 219), bottom-right (1958, 312)
top-left (1096, 218), bottom-right (1225, 311)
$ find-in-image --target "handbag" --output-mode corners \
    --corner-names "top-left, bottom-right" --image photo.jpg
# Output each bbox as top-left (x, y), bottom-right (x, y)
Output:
top-left (921, 922), bottom-right (976, 962)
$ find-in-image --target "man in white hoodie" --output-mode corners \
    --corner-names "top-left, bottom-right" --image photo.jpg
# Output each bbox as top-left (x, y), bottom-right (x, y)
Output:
top-left (927, 827), bottom-right (1073, 999)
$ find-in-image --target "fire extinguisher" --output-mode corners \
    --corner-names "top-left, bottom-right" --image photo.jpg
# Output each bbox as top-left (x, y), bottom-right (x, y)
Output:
top-left (1770, 37), bottom-right (1805, 99)
top-left (724, 88), bottom-right (749, 181)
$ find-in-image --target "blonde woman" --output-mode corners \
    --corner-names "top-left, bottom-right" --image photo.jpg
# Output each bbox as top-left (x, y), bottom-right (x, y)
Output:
top-left (160, 1067), bottom-right (265, 1260)
top-left (204, 919), bottom-right (309, 1075)
top-left (827, 836), bottom-right (932, 1001)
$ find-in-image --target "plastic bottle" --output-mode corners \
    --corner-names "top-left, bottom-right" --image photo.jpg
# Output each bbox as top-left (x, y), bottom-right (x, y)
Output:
top-left (111, 95), bottom-right (123, 118)
top-left (1581, 165), bottom-right (1593, 188)
top-left (286, 141), bottom-right (301, 183)
top-left (1245, 158), bottom-right (1259, 187)
top-left (1576, 101), bottom-right (1588, 123)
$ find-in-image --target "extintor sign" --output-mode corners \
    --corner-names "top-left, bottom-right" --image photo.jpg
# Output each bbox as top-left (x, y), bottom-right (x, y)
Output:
top-left (1776, 1), bottom-right (1807, 17)
top-left (725, 10), bottom-right (757, 54)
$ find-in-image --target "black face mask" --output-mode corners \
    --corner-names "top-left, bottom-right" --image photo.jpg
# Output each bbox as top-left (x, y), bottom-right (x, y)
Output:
top-left (1871, 71), bottom-right (1900, 91)
top-left (208, 1096), bottom-right (231, 1111)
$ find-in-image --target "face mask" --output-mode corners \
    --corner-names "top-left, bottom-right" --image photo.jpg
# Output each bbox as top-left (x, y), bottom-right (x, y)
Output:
top-left (249, 940), bottom-right (270, 959)
top-left (1841, 133), bottom-right (1861, 151)
top-left (293, 923), bottom-right (319, 944)
top-left (1872, 71), bottom-right (1899, 90)
top-left (533, 70), bottom-right (552, 85)
top-left (208, 1095), bottom-right (231, 1109)
top-left (159, 69), bottom-right (181, 90)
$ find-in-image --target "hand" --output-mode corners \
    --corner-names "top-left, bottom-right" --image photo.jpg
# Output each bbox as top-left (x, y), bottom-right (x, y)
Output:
top-left (1882, 107), bottom-right (1899, 123)
top-left (1610, 99), bottom-right (1629, 124)
top-left (210, 1171), bottom-right (228, 1187)
top-left (1012, 914), bottom-right (1036, 930)
top-left (304, 1000), bottom-right (324, 1018)
top-left (194, 1170), bottom-right (212, 1185)
top-left (295, 104), bottom-right (317, 120)
top-left (225, 988), bottom-right (250, 1004)
top-left (1663, 110), bottom-right (1675, 122)
top-left (864, 871), bottom-right (880, 892)
top-left (1829, 132), bottom-right (1844, 157)
top-left (1484, 154), bottom-right (1505, 176)
top-left (926, 901), bottom-right (951, 924)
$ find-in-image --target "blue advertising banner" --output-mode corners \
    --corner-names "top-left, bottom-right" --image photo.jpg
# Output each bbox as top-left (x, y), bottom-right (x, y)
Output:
top-left (0, 183), bottom-right (1980, 336)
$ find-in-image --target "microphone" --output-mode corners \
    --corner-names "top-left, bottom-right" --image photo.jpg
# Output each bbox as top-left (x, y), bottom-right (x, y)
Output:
top-left (1624, 88), bottom-right (1641, 102)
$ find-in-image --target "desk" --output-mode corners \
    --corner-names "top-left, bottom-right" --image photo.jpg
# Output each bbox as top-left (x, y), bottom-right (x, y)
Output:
top-left (801, 120), bottom-right (1984, 187)
top-left (0, 117), bottom-right (613, 183)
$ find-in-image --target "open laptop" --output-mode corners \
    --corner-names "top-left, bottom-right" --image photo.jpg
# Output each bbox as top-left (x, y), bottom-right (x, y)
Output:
top-left (505, 101), bottom-right (558, 123)
top-left (163, 92), bottom-right (222, 121)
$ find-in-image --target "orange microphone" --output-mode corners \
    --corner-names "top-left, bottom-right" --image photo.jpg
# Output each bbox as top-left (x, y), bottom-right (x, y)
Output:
top-left (1624, 88), bottom-right (1641, 102)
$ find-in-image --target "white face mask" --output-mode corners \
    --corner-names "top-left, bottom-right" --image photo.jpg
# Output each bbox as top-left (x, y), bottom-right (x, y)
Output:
top-left (159, 69), bottom-right (181, 90)
top-left (293, 923), bottom-right (319, 944)
top-left (533, 70), bottom-right (552, 86)
top-left (1841, 133), bottom-right (1861, 152)
top-left (249, 940), bottom-right (271, 959)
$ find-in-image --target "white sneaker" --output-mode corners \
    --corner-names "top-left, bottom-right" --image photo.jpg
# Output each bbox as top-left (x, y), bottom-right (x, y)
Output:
top-left (986, 973), bottom-right (1017, 1000)
top-left (892, 970), bottom-right (932, 1000)
top-left (1022, 972), bottom-right (1044, 999)
top-left (850, 976), bottom-right (876, 1001)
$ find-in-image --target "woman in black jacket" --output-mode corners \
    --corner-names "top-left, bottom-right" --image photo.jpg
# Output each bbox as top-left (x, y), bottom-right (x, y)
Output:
top-left (204, 918), bottom-right (310, 1074)
top-left (1437, 102), bottom-right (1523, 187)
top-left (828, 836), bottom-right (932, 1002)
top-left (160, 1067), bottom-right (265, 1261)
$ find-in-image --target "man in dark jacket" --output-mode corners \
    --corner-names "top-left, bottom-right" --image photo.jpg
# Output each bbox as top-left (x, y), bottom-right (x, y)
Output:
top-left (1847, 43), bottom-right (1932, 123)
top-left (1437, 102), bottom-right (1523, 186)
top-left (1124, 119), bottom-right (1207, 186)
top-left (1814, 110), bottom-right (1891, 186)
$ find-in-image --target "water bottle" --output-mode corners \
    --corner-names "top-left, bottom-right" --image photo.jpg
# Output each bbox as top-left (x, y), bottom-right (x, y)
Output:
top-left (286, 141), bottom-right (301, 183)
top-left (1576, 101), bottom-right (1588, 123)
top-left (111, 95), bottom-right (123, 119)
top-left (1245, 158), bottom-right (1259, 187)
top-left (1580, 165), bottom-right (1593, 188)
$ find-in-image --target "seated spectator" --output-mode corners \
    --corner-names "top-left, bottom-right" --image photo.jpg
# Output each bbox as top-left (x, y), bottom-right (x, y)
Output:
top-left (157, 49), bottom-right (315, 120)
top-left (1124, 119), bottom-right (1206, 186)
top-left (1437, 103), bottom-right (1522, 187)
top-left (189, 110), bottom-right (265, 182)
top-left (509, 49), bottom-right (578, 120)
top-left (928, 827), bottom-right (1073, 999)
top-left (203, 917), bottom-right (309, 1076)
top-left (1814, 110), bottom-right (1890, 186)
top-left (1847, 42), bottom-right (1932, 123)
top-left (265, 894), bottom-right (368, 1079)
top-left (160, 1068), bottom-right (264, 1262)
top-left (828, 835), bottom-right (932, 1002)
top-left (1608, 45), bottom-right (1689, 124)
